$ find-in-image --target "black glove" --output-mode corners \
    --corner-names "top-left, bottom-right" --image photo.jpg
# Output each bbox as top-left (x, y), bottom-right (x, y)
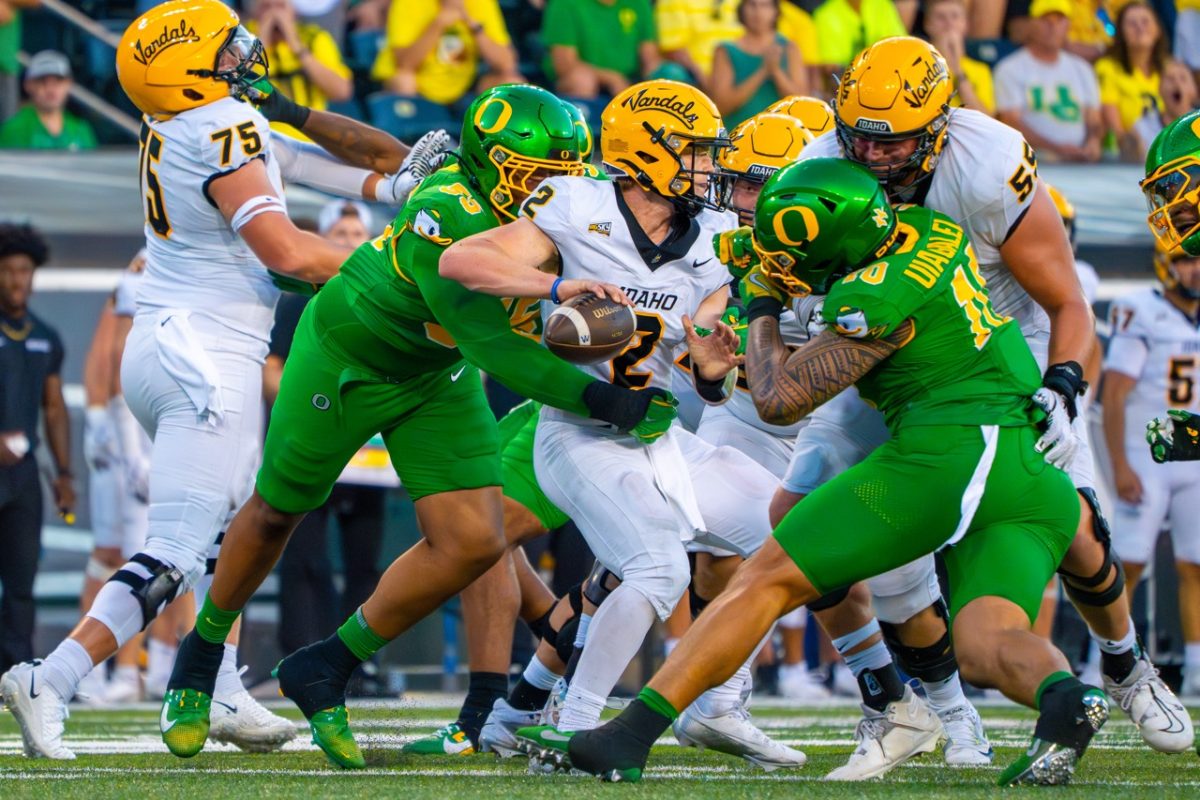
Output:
top-left (1042, 361), bottom-right (1087, 421)
top-left (583, 382), bottom-right (672, 434)
top-left (247, 80), bottom-right (310, 129)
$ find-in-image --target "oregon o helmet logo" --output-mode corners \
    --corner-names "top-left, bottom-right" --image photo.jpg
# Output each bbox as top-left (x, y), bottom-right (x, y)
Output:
top-left (1191, 116), bottom-right (1200, 140)
top-left (311, 393), bottom-right (331, 410)
top-left (773, 205), bottom-right (820, 246)
top-left (475, 97), bottom-right (513, 135)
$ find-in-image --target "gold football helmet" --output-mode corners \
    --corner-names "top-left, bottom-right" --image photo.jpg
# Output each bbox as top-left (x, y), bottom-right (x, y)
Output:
top-left (601, 80), bottom-right (730, 215)
top-left (1154, 241), bottom-right (1200, 299)
top-left (765, 95), bottom-right (835, 138)
top-left (117, 0), bottom-right (268, 120)
top-left (718, 113), bottom-right (813, 223)
top-left (834, 36), bottom-right (953, 190)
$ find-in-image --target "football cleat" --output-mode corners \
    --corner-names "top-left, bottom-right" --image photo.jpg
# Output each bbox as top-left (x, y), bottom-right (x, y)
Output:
top-left (274, 645), bottom-right (364, 768)
top-left (673, 703), bottom-right (806, 771)
top-left (568, 723), bottom-right (648, 783)
top-left (824, 685), bottom-right (941, 781)
top-left (1, 662), bottom-right (76, 760)
top-left (939, 702), bottom-right (994, 766)
top-left (1104, 656), bottom-right (1194, 753)
top-left (515, 724), bottom-right (576, 772)
top-left (401, 722), bottom-right (476, 756)
top-left (539, 676), bottom-right (568, 727)
top-left (160, 688), bottom-right (212, 758)
top-left (306, 705), bottom-right (365, 769)
top-left (479, 699), bottom-right (541, 758)
top-left (209, 686), bottom-right (297, 753)
top-left (998, 689), bottom-right (1108, 786)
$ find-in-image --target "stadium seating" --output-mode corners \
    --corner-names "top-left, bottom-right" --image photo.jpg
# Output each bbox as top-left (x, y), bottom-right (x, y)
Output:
top-left (366, 92), bottom-right (455, 141)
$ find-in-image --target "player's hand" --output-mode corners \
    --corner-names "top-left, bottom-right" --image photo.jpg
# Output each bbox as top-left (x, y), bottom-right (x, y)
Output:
top-left (53, 473), bottom-right (76, 516)
top-left (375, 130), bottom-right (454, 206)
top-left (683, 313), bottom-right (743, 380)
top-left (739, 264), bottom-right (788, 307)
top-left (83, 406), bottom-right (119, 471)
top-left (1146, 409), bottom-right (1200, 463)
top-left (1112, 461), bottom-right (1144, 505)
top-left (243, 78), bottom-right (310, 130)
top-left (1032, 387), bottom-right (1081, 471)
top-left (720, 305), bottom-right (748, 355)
top-left (556, 279), bottom-right (632, 306)
top-left (714, 227), bottom-right (758, 280)
top-left (631, 388), bottom-right (678, 445)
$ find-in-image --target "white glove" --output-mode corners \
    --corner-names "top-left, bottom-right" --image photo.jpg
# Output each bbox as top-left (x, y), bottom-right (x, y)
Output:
top-left (83, 406), bottom-right (119, 471)
top-left (374, 129), bottom-right (454, 206)
top-left (1032, 387), bottom-right (1081, 471)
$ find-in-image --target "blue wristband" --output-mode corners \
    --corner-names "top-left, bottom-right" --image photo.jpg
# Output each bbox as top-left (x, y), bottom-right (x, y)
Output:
top-left (550, 276), bottom-right (564, 304)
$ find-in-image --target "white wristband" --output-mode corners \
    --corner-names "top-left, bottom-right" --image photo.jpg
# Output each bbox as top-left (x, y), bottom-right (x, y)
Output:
top-left (230, 195), bottom-right (287, 233)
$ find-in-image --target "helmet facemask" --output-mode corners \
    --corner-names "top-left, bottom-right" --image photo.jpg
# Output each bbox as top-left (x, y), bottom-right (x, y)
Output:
top-left (836, 108), bottom-right (950, 196)
top-left (1142, 157), bottom-right (1200, 256)
top-left (486, 145), bottom-right (586, 219)
top-left (192, 26), bottom-right (269, 100)
top-left (634, 121), bottom-right (731, 216)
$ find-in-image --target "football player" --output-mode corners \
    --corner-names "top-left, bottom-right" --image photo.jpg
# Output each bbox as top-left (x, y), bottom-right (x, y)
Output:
top-left (764, 95), bottom-right (835, 137)
top-left (781, 36), bottom-right (1191, 756)
top-left (162, 83), bottom-right (677, 769)
top-left (0, 0), bottom-right (447, 759)
top-left (441, 79), bottom-right (803, 771)
top-left (565, 157), bottom-right (1109, 787)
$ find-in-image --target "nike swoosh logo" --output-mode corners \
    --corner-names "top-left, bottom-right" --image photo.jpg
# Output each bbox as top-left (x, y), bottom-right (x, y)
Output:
top-left (539, 730), bottom-right (574, 743)
top-left (28, 671), bottom-right (39, 699)
top-left (692, 258), bottom-right (712, 268)
top-left (450, 365), bottom-right (467, 382)
top-left (213, 700), bottom-right (238, 714)
top-left (161, 703), bottom-right (177, 732)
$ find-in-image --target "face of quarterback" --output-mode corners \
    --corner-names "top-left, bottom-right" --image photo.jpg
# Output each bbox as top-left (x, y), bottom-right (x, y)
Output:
top-left (850, 135), bottom-right (920, 183)
top-left (680, 143), bottom-right (716, 197)
top-left (0, 253), bottom-right (35, 316)
top-left (731, 177), bottom-right (762, 226)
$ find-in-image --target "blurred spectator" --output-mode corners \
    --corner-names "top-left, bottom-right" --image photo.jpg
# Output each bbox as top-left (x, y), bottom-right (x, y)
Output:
top-left (656, 0), bottom-right (744, 85)
top-left (924, 0), bottom-right (995, 114)
top-left (1065, 0), bottom-right (1114, 61)
top-left (372, 0), bottom-right (523, 106)
top-left (0, 51), bottom-right (96, 151)
top-left (967, 0), bottom-right (1008, 39)
top-left (317, 199), bottom-right (374, 246)
top-left (0, 0), bottom-right (39, 123)
top-left (1096, 2), bottom-right (1169, 157)
top-left (1130, 59), bottom-right (1199, 159)
top-left (347, 0), bottom-right (389, 31)
top-left (1178, 0), bottom-right (1200, 74)
top-left (0, 223), bottom-right (73, 674)
top-left (812, 0), bottom-right (907, 69)
top-left (246, 0), bottom-right (352, 140)
top-left (709, 0), bottom-right (808, 128)
top-left (995, 0), bottom-right (1102, 162)
top-left (542, 0), bottom-right (659, 99)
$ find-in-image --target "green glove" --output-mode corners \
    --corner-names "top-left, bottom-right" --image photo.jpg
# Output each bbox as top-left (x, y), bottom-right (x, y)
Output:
top-left (720, 305), bottom-right (748, 355)
top-left (269, 270), bottom-right (321, 296)
top-left (631, 389), bottom-right (678, 444)
top-left (1146, 410), bottom-right (1200, 463)
top-left (242, 77), bottom-right (310, 129)
top-left (714, 227), bottom-right (759, 281)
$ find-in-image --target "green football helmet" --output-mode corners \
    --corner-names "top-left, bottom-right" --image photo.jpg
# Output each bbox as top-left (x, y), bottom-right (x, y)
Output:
top-left (751, 158), bottom-right (897, 296)
top-left (1141, 110), bottom-right (1200, 256)
top-left (459, 84), bottom-right (585, 220)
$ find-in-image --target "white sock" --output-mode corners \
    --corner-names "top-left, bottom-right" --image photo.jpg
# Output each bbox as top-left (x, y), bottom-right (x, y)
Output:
top-left (212, 643), bottom-right (242, 698)
top-left (558, 584), bottom-right (656, 731)
top-left (1185, 642), bottom-right (1200, 671)
top-left (522, 654), bottom-right (561, 690)
top-left (922, 673), bottom-right (968, 716)
top-left (1091, 618), bottom-right (1137, 655)
top-left (842, 639), bottom-right (892, 677)
top-left (146, 638), bottom-right (176, 685)
top-left (113, 664), bottom-right (139, 682)
top-left (694, 661), bottom-right (752, 717)
top-left (40, 639), bottom-right (96, 702)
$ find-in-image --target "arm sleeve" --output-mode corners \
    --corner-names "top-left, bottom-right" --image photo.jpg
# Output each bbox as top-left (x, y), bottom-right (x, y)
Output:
top-left (1103, 299), bottom-right (1149, 379)
top-left (272, 133), bottom-right (372, 199)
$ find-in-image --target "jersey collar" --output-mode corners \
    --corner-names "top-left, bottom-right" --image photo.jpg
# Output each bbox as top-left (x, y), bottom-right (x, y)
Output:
top-left (613, 182), bottom-right (700, 271)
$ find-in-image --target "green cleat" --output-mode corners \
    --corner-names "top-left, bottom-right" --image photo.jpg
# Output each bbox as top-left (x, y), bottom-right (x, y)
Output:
top-left (160, 688), bottom-right (212, 758)
top-left (308, 705), bottom-right (365, 769)
top-left (515, 724), bottom-right (576, 772)
top-left (401, 722), bottom-right (476, 756)
top-left (999, 689), bottom-right (1108, 787)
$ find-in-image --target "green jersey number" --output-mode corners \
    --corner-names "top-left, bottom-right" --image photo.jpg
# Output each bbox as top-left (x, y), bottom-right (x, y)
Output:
top-left (950, 247), bottom-right (1008, 350)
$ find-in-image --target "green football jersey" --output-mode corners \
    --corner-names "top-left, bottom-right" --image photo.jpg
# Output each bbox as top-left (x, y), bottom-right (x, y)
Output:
top-left (336, 164), bottom-right (593, 415)
top-left (823, 205), bottom-right (1041, 431)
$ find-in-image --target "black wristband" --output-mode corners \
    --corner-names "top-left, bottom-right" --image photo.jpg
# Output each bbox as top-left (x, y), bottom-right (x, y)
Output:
top-left (694, 373), bottom-right (727, 403)
top-left (582, 381), bottom-right (651, 432)
top-left (1043, 361), bottom-right (1087, 421)
top-left (746, 296), bottom-right (784, 323)
top-left (258, 88), bottom-right (311, 129)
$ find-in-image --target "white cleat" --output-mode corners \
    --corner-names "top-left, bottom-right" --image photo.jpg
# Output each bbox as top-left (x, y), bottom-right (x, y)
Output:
top-left (480, 698), bottom-right (541, 758)
top-left (1103, 656), bottom-right (1194, 754)
top-left (778, 664), bottom-right (832, 702)
top-left (209, 687), bottom-right (298, 753)
top-left (938, 702), bottom-right (993, 766)
top-left (673, 703), bottom-right (807, 771)
top-left (825, 685), bottom-right (941, 781)
top-left (540, 677), bottom-right (567, 727)
top-left (0, 662), bottom-right (76, 760)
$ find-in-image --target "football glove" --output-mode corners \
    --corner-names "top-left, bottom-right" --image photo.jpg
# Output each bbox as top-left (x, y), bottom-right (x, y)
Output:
top-left (1032, 387), bottom-right (1081, 471)
top-left (583, 382), bottom-right (677, 444)
top-left (83, 406), bottom-right (119, 471)
top-left (631, 389), bottom-right (678, 444)
top-left (739, 265), bottom-right (788, 322)
top-left (1041, 361), bottom-right (1087, 421)
top-left (243, 78), bottom-right (310, 129)
top-left (374, 130), bottom-right (454, 207)
top-left (1146, 410), bottom-right (1200, 463)
top-left (714, 227), bottom-right (759, 280)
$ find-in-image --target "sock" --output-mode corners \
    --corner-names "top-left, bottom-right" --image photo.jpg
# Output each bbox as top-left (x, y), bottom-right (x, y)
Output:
top-left (559, 683), bottom-right (607, 732)
top-left (510, 655), bottom-right (561, 710)
top-left (195, 594), bottom-right (241, 645)
top-left (337, 607), bottom-right (390, 661)
top-left (146, 639), bottom-right (176, 687)
top-left (40, 639), bottom-right (96, 703)
top-left (1033, 672), bottom-right (1096, 751)
top-left (457, 671), bottom-right (508, 744)
top-left (922, 673), bottom-right (968, 716)
top-left (213, 644), bottom-right (243, 699)
top-left (1093, 620), bottom-right (1139, 683)
top-left (113, 664), bottom-right (139, 682)
top-left (167, 630), bottom-right (225, 693)
top-left (574, 696), bottom-right (671, 771)
top-left (637, 687), bottom-right (679, 721)
top-left (694, 661), bottom-right (752, 716)
top-left (1185, 642), bottom-right (1200, 672)
top-left (564, 612), bottom-right (593, 681)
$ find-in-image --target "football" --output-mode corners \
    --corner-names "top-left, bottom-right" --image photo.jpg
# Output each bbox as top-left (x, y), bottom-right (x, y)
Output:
top-left (543, 292), bottom-right (637, 364)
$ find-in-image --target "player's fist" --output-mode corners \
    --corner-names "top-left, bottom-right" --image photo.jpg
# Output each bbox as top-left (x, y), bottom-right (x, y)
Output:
top-left (631, 388), bottom-right (678, 445)
top-left (582, 382), bottom-right (677, 443)
top-left (1032, 387), bottom-right (1081, 471)
top-left (1146, 410), bottom-right (1200, 463)
top-left (715, 227), bottom-right (758, 280)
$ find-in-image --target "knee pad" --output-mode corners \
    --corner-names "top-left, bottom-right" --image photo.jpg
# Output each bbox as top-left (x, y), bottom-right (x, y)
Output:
top-left (85, 555), bottom-right (119, 583)
top-left (879, 599), bottom-right (958, 683)
top-left (545, 584), bottom-right (584, 663)
top-left (109, 552), bottom-right (188, 628)
top-left (1058, 488), bottom-right (1126, 608)
top-left (582, 561), bottom-right (621, 608)
top-left (808, 585), bottom-right (851, 612)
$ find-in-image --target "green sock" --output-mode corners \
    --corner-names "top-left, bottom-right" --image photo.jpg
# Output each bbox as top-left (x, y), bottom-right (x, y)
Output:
top-left (336, 607), bottom-right (390, 661)
top-left (637, 687), bottom-right (680, 721)
top-left (1034, 670), bottom-right (1075, 710)
top-left (195, 594), bottom-right (241, 645)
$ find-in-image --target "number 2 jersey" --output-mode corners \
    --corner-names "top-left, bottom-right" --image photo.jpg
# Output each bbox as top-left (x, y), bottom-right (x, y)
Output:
top-left (822, 205), bottom-right (1041, 432)
top-left (523, 176), bottom-right (738, 425)
top-left (135, 97), bottom-right (282, 349)
top-left (1105, 288), bottom-right (1200, 457)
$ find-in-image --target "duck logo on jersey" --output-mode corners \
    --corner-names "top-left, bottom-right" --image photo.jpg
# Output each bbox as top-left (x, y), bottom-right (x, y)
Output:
top-left (588, 221), bottom-right (612, 237)
top-left (620, 87), bottom-right (700, 130)
top-left (132, 19), bottom-right (200, 66)
top-left (413, 209), bottom-right (452, 245)
top-left (832, 306), bottom-right (884, 339)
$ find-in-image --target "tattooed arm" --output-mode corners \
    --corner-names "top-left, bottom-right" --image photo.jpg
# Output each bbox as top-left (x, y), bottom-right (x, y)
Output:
top-left (747, 316), bottom-right (914, 425)
top-left (297, 109), bottom-right (410, 174)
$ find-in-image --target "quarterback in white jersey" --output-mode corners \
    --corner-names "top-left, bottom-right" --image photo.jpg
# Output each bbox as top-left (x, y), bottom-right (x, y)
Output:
top-left (1103, 248), bottom-right (1200, 695)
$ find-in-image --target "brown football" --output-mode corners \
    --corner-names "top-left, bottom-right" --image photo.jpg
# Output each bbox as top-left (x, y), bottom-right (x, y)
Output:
top-left (543, 292), bottom-right (637, 364)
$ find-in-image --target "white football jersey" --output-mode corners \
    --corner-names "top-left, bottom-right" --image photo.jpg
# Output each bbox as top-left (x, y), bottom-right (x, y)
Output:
top-left (135, 96), bottom-right (282, 345)
top-left (1105, 288), bottom-right (1200, 454)
top-left (802, 109), bottom-right (1047, 356)
top-left (525, 177), bottom-right (736, 424)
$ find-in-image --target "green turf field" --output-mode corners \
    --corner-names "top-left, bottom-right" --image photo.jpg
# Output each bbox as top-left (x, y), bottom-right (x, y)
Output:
top-left (2, 697), bottom-right (1197, 799)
